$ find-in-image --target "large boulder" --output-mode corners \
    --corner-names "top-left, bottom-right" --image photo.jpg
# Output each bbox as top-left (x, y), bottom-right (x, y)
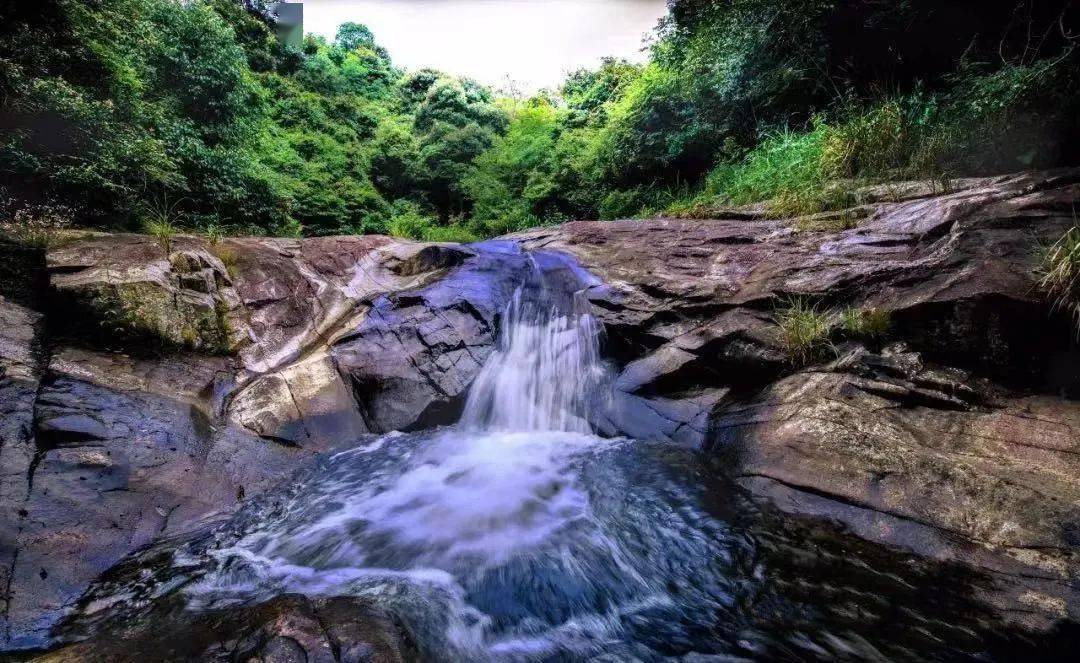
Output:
top-left (331, 241), bottom-right (533, 432)
top-left (47, 235), bottom-right (243, 354)
top-left (714, 345), bottom-right (1080, 628)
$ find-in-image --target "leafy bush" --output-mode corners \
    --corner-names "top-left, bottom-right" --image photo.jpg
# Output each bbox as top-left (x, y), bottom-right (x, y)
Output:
top-left (386, 201), bottom-right (438, 240)
top-left (0, 199), bottom-right (74, 248)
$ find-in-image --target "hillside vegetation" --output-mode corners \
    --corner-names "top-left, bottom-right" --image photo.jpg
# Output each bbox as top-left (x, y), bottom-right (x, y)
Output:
top-left (1, 0), bottom-right (1078, 241)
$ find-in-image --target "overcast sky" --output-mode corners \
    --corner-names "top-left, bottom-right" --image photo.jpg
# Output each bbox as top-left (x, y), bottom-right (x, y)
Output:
top-left (300, 0), bottom-right (668, 92)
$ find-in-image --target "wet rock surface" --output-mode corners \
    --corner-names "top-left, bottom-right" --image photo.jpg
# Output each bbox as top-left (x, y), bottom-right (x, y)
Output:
top-left (1, 346), bottom-right (315, 650)
top-left (331, 241), bottom-right (534, 432)
top-left (0, 298), bottom-right (43, 649)
top-left (1, 169), bottom-right (1079, 654)
top-left (34, 594), bottom-right (417, 662)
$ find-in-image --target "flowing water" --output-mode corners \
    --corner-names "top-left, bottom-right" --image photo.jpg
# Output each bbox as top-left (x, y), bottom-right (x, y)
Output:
top-left (58, 256), bottom-right (1072, 660)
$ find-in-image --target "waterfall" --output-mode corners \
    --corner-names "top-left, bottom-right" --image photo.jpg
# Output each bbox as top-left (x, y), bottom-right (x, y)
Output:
top-left (460, 258), bottom-right (607, 434)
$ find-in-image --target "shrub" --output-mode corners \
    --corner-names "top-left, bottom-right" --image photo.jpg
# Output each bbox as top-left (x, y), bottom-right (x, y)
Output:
top-left (274, 218), bottom-right (305, 238)
top-left (466, 207), bottom-right (539, 238)
top-left (1038, 223), bottom-right (1080, 331)
top-left (841, 306), bottom-right (892, 339)
top-left (386, 202), bottom-right (437, 240)
top-left (202, 224), bottom-right (224, 246)
top-left (776, 298), bottom-right (833, 363)
top-left (420, 225), bottom-right (478, 244)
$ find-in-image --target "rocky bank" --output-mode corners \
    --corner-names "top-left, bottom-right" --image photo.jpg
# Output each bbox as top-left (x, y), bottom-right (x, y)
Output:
top-left (1, 169), bottom-right (1079, 655)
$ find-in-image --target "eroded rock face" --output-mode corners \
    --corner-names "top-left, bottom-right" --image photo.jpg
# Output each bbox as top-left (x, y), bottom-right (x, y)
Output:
top-left (518, 170), bottom-right (1080, 443)
top-left (43, 234), bottom-right (509, 445)
top-left (332, 241), bottom-right (532, 432)
top-left (714, 345), bottom-right (1080, 628)
top-left (2, 347), bottom-right (318, 650)
top-left (48, 235), bottom-right (242, 354)
top-left (0, 298), bottom-right (43, 647)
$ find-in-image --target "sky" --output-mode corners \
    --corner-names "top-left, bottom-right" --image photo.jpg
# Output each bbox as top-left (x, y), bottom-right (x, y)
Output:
top-left (299, 0), bottom-right (669, 93)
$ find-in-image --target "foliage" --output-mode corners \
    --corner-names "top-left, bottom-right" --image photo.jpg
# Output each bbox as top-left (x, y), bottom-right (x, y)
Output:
top-left (775, 298), bottom-right (833, 364)
top-left (385, 201), bottom-right (478, 243)
top-left (0, 199), bottom-right (74, 248)
top-left (0, 0), bottom-right (1077, 241)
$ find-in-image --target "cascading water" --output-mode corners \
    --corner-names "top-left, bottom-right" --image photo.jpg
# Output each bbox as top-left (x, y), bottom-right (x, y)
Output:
top-left (64, 250), bottom-right (1037, 661)
top-left (461, 261), bottom-right (607, 434)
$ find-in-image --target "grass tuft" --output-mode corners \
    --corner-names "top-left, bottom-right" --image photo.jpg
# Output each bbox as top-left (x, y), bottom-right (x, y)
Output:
top-left (210, 244), bottom-right (240, 278)
top-left (143, 219), bottom-right (178, 255)
top-left (1038, 223), bottom-right (1080, 332)
top-left (841, 306), bottom-right (892, 339)
top-left (776, 298), bottom-right (833, 364)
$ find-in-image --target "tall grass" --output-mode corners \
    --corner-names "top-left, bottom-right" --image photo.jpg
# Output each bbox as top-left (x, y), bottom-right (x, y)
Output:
top-left (1039, 223), bottom-right (1080, 331)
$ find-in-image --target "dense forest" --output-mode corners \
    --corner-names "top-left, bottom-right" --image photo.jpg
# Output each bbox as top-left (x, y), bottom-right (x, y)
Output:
top-left (1, 0), bottom-right (1078, 242)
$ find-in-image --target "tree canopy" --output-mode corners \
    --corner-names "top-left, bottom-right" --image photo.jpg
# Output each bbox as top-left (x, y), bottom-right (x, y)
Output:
top-left (1, 0), bottom-right (1077, 239)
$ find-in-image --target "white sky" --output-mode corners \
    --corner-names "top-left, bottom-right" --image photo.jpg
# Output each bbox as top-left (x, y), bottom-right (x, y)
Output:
top-left (299, 0), bottom-right (668, 92)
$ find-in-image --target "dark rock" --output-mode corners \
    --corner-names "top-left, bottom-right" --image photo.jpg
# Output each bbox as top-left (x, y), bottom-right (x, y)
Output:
top-left (331, 241), bottom-right (533, 432)
top-left (712, 345), bottom-right (1080, 630)
top-left (1, 347), bottom-right (316, 650)
top-left (32, 594), bottom-right (416, 662)
top-left (0, 298), bottom-right (43, 647)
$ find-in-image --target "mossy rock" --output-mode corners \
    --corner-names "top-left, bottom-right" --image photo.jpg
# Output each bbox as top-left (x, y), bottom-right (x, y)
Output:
top-left (76, 280), bottom-right (235, 354)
